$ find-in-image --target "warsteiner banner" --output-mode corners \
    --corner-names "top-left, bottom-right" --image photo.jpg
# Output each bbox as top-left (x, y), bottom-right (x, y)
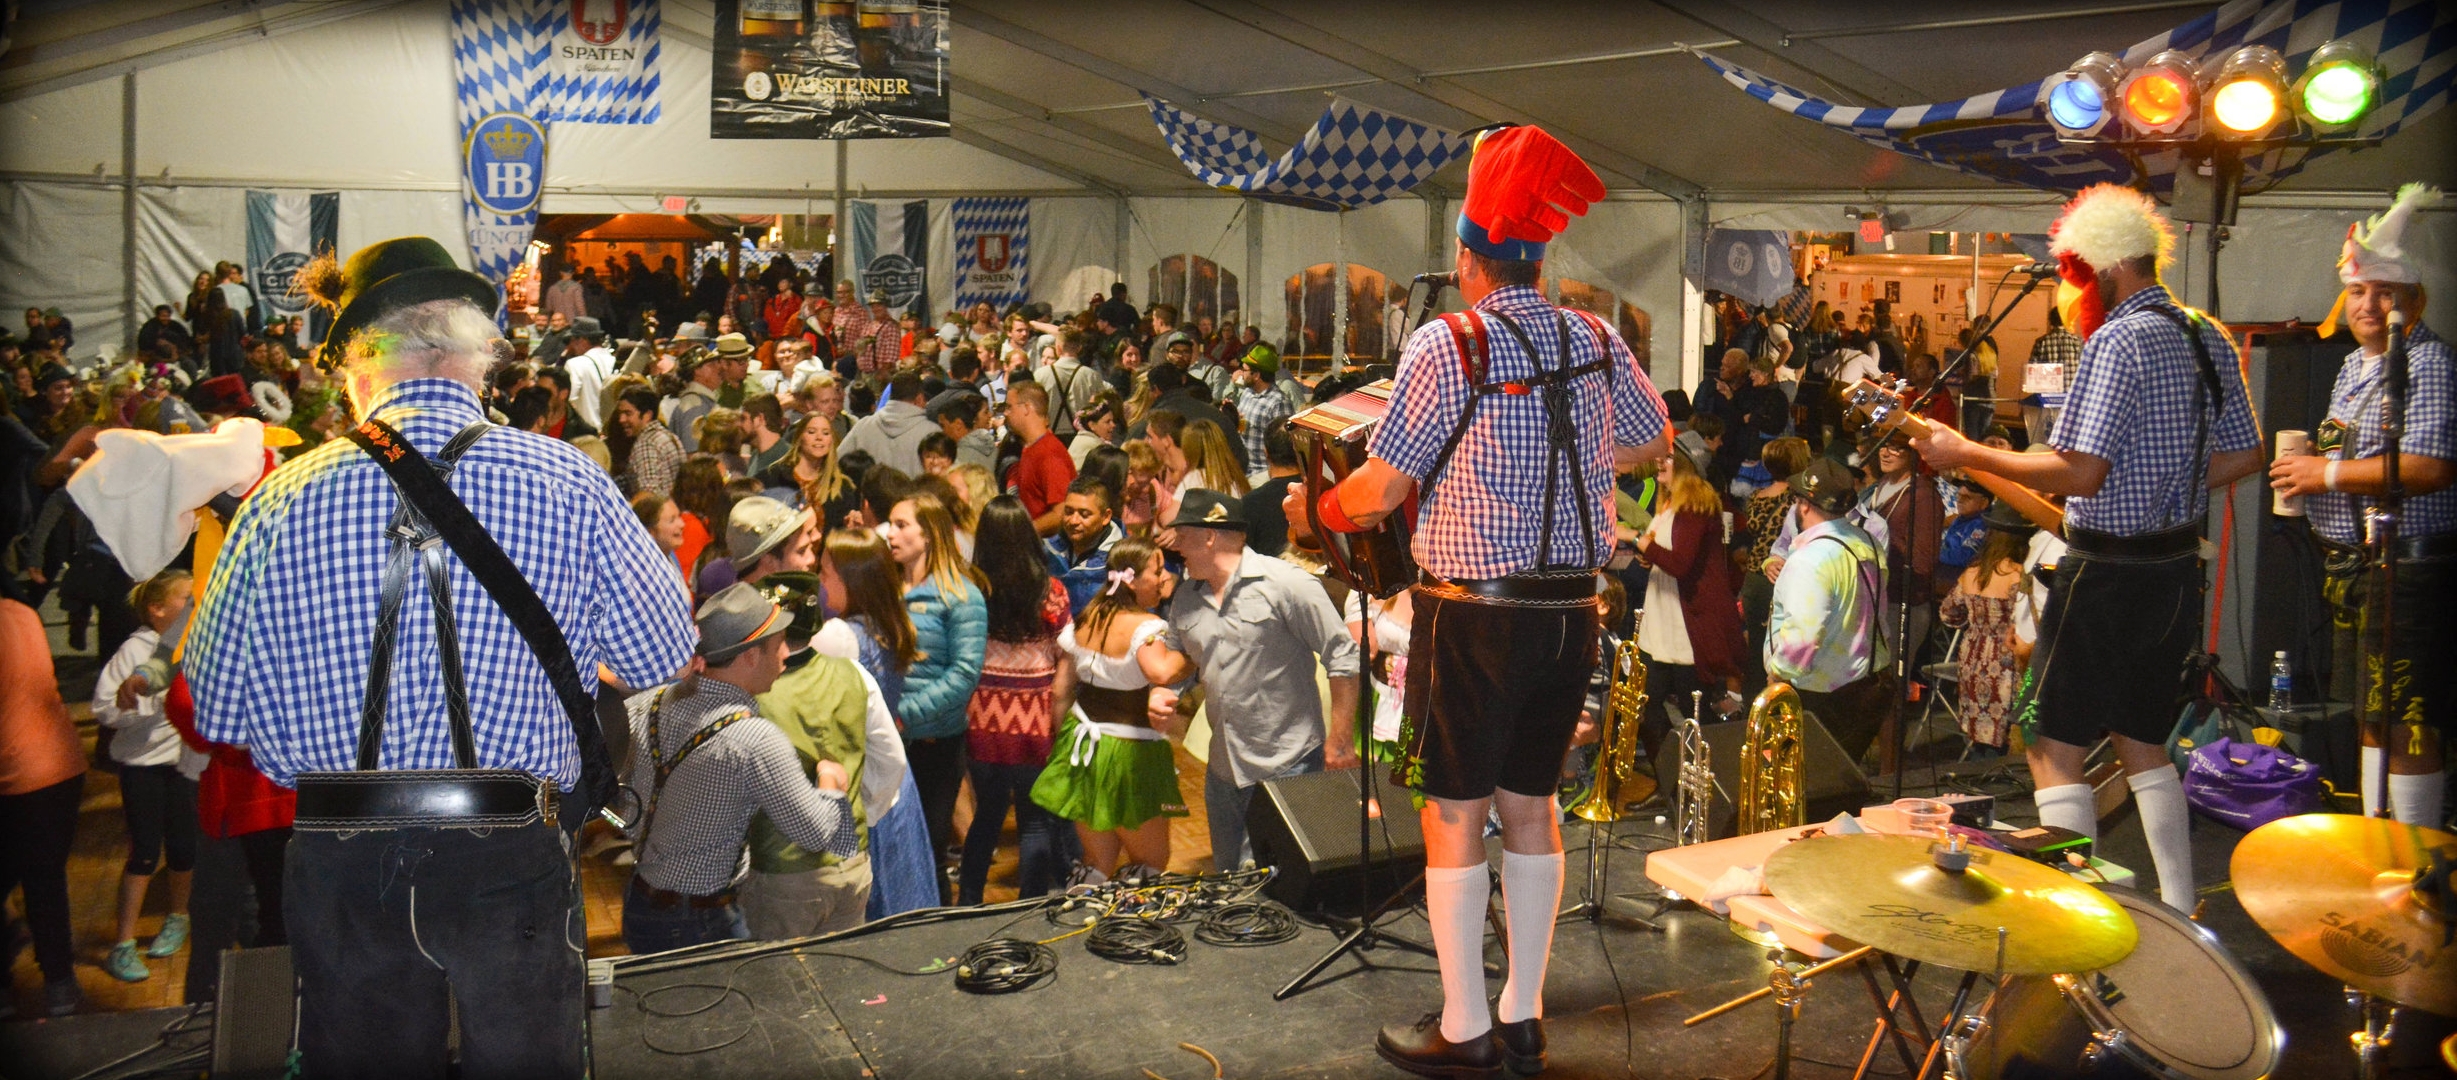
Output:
top-left (711, 0), bottom-right (949, 139)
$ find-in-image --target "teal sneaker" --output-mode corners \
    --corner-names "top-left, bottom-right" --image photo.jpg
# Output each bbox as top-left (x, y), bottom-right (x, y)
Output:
top-left (106, 940), bottom-right (150, 982)
top-left (146, 913), bottom-right (189, 958)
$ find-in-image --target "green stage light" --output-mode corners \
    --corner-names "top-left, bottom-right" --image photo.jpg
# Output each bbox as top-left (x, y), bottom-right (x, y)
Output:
top-left (2296, 40), bottom-right (2380, 129)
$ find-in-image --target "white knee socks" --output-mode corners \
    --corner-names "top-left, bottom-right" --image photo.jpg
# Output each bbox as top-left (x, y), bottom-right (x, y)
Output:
top-left (1423, 864), bottom-right (1492, 1043)
top-left (2390, 771), bottom-right (2447, 829)
top-left (2356, 746), bottom-right (2448, 827)
top-left (2361, 746), bottom-right (2387, 817)
top-left (1497, 851), bottom-right (1563, 1025)
top-left (2034, 783), bottom-right (2097, 840)
top-left (2127, 767), bottom-right (2195, 912)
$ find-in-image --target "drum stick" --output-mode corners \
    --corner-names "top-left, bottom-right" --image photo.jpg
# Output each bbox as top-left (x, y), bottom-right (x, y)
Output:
top-left (1683, 946), bottom-right (1878, 1026)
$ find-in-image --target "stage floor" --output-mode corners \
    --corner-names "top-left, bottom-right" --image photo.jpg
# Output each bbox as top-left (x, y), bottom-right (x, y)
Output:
top-left (11, 795), bottom-right (2451, 1079)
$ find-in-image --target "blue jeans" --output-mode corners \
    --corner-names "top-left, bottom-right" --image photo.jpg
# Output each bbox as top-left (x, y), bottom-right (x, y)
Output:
top-left (621, 877), bottom-right (748, 955)
top-left (957, 759), bottom-right (1068, 904)
top-left (1204, 745), bottom-right (1326, 872)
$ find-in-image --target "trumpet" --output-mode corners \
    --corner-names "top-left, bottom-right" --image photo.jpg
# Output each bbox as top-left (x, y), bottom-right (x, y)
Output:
top-left (1736, 683), bottom-right (1805, 835)
top-left (1568, 630), bottom-right (1649, 824)
top-left (1673, 698), bottom-right (1712, 847)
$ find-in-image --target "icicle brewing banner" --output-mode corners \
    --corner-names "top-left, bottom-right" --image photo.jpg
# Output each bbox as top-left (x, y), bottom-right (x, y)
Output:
top-left (847, 199), bottom-right (929, 316)
top-left (710, 0), bottom-right (950, 139)
top-left (246, 190), bottom-right (339, 346)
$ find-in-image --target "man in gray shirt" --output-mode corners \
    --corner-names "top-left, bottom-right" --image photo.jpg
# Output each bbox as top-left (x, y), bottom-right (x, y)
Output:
top-left (1159, 489), bottom-right (1361, 870)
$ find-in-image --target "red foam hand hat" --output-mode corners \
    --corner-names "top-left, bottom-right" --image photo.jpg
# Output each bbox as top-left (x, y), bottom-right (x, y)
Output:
top-left (1457, 126), bottom-right (1605, 262)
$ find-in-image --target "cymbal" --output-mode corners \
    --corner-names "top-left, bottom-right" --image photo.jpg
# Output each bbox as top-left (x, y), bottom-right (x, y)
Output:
top-left (2231, 813), bottom-right (2455, 1017)
top-left (1764, 833), bottom-right (2137, 975)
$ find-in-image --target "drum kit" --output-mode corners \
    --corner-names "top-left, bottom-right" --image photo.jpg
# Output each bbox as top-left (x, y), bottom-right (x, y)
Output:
top-left (1682, 814), bottom-right (2454, 1080)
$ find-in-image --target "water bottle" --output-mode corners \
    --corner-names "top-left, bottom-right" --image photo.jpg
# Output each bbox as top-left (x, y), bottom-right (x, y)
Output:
top-left (2269, 651), bottom-right (2293, 712)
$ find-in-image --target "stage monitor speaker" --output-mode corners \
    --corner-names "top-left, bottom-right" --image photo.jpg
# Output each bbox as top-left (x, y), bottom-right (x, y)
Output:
top-left (1653, 709), bottom-right (1872, 840)
top-left (1247, 768), bottom-right (1425, 915)
top-left (213, 945), bottom-right (294, 1080)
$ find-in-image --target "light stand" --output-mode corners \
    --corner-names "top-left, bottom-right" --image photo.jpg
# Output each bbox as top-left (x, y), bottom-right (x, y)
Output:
top-left (2363, 311), bottom-right (2409, 818)
top-left (1890, 270), bottom-right (2052, 794)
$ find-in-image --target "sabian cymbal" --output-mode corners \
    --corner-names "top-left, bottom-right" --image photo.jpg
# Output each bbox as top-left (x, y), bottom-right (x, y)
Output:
top-left (1764, 833), bottom-right (2138, 975)
top-left (2231, 814), bottom-right (2455, 1017)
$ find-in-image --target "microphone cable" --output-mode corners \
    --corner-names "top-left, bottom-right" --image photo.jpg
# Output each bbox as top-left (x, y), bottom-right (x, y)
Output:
top-left (1086, 916), bottom-right (1187, 965)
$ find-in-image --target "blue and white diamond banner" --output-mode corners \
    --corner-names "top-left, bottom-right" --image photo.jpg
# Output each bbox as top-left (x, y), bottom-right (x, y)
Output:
top-left (952, 198), bottom-right (1028, 313)
top-left (453, 0), bottom-right (661, 298)
top-left (453, 0), bottom-right (550, 297)
top-left (1698, 0), bottom-right (2453, 195)
top-left (1145, 95), bottom-right (1467, 211)
top-left (539, 0), bottom-right (661, 125)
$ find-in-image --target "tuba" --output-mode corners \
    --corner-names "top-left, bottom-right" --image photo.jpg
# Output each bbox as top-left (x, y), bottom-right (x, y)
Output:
top-left (1569, 631), bottom-right (1650, 823)
top-left (1735, 683), bottom-right (1805, 834)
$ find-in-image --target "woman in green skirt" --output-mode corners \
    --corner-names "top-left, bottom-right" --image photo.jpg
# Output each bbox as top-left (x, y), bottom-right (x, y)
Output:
top-left (1031, 538), bottom-right (1191, 882)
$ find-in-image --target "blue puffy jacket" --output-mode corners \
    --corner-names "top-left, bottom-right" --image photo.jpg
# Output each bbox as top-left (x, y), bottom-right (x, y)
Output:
top-left (896, 576), bottom-right (986, 741)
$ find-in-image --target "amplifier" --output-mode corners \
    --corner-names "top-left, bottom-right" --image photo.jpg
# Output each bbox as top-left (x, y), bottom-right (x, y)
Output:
top-left (212, 946), bottom-right (295, 1080)
top-left (1247, 768), bottom-right (1425, 915)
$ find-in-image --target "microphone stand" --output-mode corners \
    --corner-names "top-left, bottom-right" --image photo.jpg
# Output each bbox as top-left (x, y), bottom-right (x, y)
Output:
top-left (2364, 312), bottom-right (2408, 819)
top-left (1883, 270), bottom-right (2050, 794)
top-left (1278, 272), bottom-right (1462, 1001)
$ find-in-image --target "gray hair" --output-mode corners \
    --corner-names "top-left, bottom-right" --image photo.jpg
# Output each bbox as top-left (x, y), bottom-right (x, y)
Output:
top-left (338, 299), bottom-right (505, 402)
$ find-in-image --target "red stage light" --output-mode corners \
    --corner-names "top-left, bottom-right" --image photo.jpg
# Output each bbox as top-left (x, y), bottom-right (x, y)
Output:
top-left (2119, 50), bottom-right (2199, 135)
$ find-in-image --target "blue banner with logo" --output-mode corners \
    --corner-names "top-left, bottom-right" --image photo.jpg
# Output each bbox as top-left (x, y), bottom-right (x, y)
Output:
top-left (849, 199), bottom-right (929, 317)
top-left (951, 197), bottom-right (1026, 313)
top-left (1703, 229), bottom-right (1793, 308)
top-left (245, 190), bottom-right (338, 347)
top-left (452, 0), bottom-right (661, 300)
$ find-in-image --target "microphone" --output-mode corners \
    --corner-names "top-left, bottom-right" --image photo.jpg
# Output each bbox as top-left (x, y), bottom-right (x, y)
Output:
top-left (1413, 271), bottom-right (1456, 289)
top-left (2012, 262), bottom-right (2058, 278)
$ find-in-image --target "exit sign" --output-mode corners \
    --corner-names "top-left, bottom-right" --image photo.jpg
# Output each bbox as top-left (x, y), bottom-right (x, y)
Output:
top-left (660, 195), bottom-right (690, 213)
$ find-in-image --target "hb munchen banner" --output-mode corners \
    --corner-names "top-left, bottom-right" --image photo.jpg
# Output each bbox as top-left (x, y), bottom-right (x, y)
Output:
top-left (710, 0), bottom-right (950, 139)
top-left (246, 191), bottom-right (339, 347)
top-left (453, 0), bottom-right (661, 300)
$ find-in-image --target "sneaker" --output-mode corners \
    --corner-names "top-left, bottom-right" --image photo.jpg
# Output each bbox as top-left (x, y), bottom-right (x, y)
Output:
top-left (146, 913), bottom-right (189, 958)
top-left (45, 977), bottom-right (82, 1017)
top-left (1113, 862), bottom-right (1157, 885)
top-left (1063, 862), bottom-right (1108, 891)
top-left (105, 941), bottom-right (150, 982)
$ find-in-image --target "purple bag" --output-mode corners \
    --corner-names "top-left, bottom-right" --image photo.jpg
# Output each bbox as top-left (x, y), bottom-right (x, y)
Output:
top-left (2183, 736), bottom-right (2324, 830)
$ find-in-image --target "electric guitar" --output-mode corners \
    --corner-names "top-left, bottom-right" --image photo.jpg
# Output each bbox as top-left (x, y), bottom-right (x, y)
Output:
top-left (1840, 378), bottom-right (2065, 536)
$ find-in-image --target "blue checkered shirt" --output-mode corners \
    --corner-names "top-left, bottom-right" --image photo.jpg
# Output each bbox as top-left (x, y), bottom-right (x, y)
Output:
top-left (1370, 285), bottom-right (1668, 579)
top-left (2306, 324), bottom-right (2457, 545)
top-left (2052, 286), bottom-right (2261, 536)
top-left (1232, 383), bottom-right (1293, 472)
top-left (188, 379), bottom-right (697, 789)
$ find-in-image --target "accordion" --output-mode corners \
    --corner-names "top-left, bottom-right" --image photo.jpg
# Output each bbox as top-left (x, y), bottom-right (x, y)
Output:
top-left (1286, 379), bottom-right (1418, 598)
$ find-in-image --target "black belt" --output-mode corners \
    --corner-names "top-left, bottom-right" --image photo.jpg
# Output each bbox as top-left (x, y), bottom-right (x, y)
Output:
top-left (292, 769), bottom-right (558, 832)
top-left (1418, 570), bottom-right (1598, 605)
top-left (2315, 530), bottom-right (2457, 564)
top-left (2064, 524), bottom-right (2200, 560)
top-left (627, 876), bottom-right (736, 910)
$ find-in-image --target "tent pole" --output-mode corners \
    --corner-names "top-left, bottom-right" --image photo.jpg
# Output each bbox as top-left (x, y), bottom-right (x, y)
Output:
top-left (1244, 196), bottom-right (1261, 336)
top-left (1334, 208), bottom-right (1349, 369)
top-left (1679, 197), bottom-right (1708, 396)
top-left (1115, 197), bottom-right (1130, 301)
top-left (122, 71), bottom-right (137, 355)
top-left (833, 138), bottom-right (848, 286)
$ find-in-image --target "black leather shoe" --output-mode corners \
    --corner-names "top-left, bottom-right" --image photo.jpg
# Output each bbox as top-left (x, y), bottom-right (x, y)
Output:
top-left (1494, 1018), bottom-right (1545, 1075)
top-left (1377, 1011), bottom-right (1503, 1079)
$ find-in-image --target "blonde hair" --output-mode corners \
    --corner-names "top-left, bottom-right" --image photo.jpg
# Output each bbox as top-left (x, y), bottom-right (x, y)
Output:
top-left (1663, 449), bottom-right (1722, 517)
top-left (129, 568), bottom-right (193, 614)
top-left (900, 493), bottom-right (986, 598)
top-left (947, 463), bottom-right (995, 520)
top-left (1180, 419), bottom-right (1249, 496)
top-left (1123, 439), bottom-right (1161, 477)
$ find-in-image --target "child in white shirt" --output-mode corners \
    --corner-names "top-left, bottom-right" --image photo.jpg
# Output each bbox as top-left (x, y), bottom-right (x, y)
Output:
top-left (93, 569), bottom-right (206, 982)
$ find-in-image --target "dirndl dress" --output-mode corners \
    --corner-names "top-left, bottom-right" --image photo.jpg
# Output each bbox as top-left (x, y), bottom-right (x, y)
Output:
top-left (1029, 619), bottom-right (1186, 832)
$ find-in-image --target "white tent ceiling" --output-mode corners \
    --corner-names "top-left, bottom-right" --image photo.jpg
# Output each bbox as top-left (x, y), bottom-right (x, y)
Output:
top-left (2, 0), bottom-right (2450, 198)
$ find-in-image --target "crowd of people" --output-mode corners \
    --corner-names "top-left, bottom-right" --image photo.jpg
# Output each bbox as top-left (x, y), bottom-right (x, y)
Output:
top-left (0, 240), bottom-right (2143, 1026)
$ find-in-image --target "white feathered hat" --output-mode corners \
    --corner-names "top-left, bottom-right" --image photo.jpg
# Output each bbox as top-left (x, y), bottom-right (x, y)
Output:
top-left (2048, 184), bottom-right (2173, 273)
top-left (2339, 183), bottom-right (2442, 285)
